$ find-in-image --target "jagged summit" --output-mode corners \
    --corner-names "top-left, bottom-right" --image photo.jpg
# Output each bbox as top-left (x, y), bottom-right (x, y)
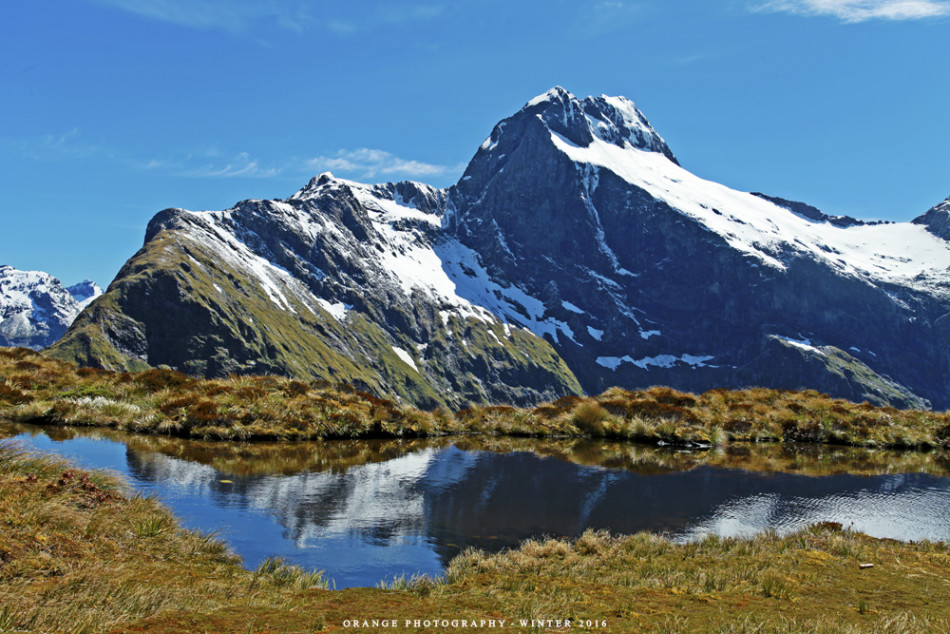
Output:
top-left (506, 86), bottom-right (676, 163)
top-left (66, 279), bottom-right (101, 297)
top-left (66, 280), bottom-right (103, 309)
top-left (290, 171), bottom-right (445, 215)
top-left (291, 172), bottom-right (366, 200)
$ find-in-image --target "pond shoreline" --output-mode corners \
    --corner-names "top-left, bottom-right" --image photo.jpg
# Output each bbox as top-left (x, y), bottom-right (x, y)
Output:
top-left (1, 439), bottom-right (948, 633)
top-left (3, 343), bottom-right (950, 631)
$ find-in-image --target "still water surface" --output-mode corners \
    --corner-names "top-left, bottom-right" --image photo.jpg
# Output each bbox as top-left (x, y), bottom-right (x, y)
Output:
top-left (3, 423), bottom-right (949, 588)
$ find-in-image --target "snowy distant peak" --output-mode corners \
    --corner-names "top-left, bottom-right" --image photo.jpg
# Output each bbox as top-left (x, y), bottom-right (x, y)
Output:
top-left (912, 195), bottom-right (950, 241)
top-left (519, 86), bottom-right (676, 163)
top-left (68, 281), bottom-right (103, 313)
top-left (67, 280), bottom-right (103, 306)
top-left (0, 265), bottom-right (87, 349)
top-left (0, 266), bottom-right (69, 302)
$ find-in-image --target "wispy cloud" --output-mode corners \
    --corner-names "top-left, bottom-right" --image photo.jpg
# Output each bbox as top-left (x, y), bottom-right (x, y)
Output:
top-left (6, 130), bottom-right (459, 183)
top-left (156, 147), bottom-right (459, 180)
top-left (752, 0), bottom-right (950, 21)
top-left (574, 1), bottom-right (649, 37)
top-left (173, 151), bottom-right (282, 178)
top-left (304, 148), bottom-right (461, 180)
top-left (7, 128), bottom-right (115, 161)
top-left (85, 0), bottom-right (312, 32)
top-left (85, 0), bottom-right (446, 34)
top-left (325, 4), bottom-right (445, 35)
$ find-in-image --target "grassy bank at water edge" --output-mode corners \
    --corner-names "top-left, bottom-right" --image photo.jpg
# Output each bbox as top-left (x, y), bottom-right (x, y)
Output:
top-left (2, 348), bottom-right (950, 449)
top-left (1, 440), bottom-right (948, 633)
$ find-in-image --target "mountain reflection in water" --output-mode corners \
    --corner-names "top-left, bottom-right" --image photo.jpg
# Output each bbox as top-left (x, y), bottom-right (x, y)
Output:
top-left (3, 423), bottom-right (949, 588)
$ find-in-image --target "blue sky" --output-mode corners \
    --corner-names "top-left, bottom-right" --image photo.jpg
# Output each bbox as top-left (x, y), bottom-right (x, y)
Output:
top-left (2, 0), bottom-right (949, 287)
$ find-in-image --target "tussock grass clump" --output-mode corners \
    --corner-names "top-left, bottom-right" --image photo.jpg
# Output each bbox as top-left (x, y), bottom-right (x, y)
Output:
top-left (0, 347), bottom-right (459, 441)
top-left (442, 525), bottom-right (950, 633)
top-left (253, 556), bottom-right (329, 590)
top-left (501, 385), bottom-right (950, 450)
top-left (570, 402), bottom-right (612, 436)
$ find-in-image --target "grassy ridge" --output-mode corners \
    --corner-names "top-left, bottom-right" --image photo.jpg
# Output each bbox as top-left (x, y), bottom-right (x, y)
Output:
top-left (2, 347), bottom-right (949, 449)
top-left (1, 440), bottom-right (948, 633)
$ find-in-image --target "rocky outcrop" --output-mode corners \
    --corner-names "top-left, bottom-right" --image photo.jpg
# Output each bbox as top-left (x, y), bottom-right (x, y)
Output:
top-left (912, 195), bottom-right (950, 240)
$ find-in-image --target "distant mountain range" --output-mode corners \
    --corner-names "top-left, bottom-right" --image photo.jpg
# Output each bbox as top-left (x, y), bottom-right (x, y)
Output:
top-left (46, 87), bottom-right (950, 409)
top-left (0, 266), bottom-right (101, 349)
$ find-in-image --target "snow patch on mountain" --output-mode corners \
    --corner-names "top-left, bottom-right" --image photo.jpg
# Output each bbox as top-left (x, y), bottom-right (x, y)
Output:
top-left (596, 353), bottom-right (715, 371)
top-left (392, 346), bottom-right (418, 372)
top-left (177, 209), bottom-right (320, 315)
top-left (775, 335), bottom-right (826, 356)
top-left (548, 130), bottom-right (950, 296)
top-left (255, 174), bottom-right (587, 348)
top-left (317, 299), bottom-right (350, 321)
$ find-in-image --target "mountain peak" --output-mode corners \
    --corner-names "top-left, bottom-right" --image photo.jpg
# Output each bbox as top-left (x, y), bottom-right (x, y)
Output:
top-left (66, 279), bottom-right (103, 309)
top-left (581, 94), bottom-right (677, 164)
top-left (523, 86), bottom-right (577, 110)
top-left (912, 194), bottom-right (950, 240)
top-left (478, 87), bottom-right (677, 169)
top-left (291, 171), bottom-right (373, 201)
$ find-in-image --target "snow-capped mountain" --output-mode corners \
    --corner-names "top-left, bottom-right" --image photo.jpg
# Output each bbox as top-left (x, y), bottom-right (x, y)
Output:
top-left (67, 279), bottom-right (104, 311)
top-left (48, 88), bottom-right (950, 408)
top-left (0, 266), bottom-right (101, 349)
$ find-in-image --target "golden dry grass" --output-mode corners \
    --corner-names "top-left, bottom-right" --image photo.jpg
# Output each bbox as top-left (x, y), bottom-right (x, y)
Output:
top-left (1, 432), bottom-right (949, 633)
top-left (3, 346), bottom-right (949, 450)
top-left (0, 440), bottom-right (333, 633)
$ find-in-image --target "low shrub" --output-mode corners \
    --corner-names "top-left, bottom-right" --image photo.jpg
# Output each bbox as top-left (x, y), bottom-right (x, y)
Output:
top-left (571, 402), bottom-right (611, 436)
top-left (134, 368), bottom-right (193, 392)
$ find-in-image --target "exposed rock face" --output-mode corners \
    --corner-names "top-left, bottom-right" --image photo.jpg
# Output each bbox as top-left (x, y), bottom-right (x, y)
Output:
top-left (47, 88), bottom-right (950, 409)
top-left (0, 266), bottom-right (101, 349)
top-left (750, 193), bottom-right (874, 228)
top-left (912, 195), bottom-right (950, 241)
